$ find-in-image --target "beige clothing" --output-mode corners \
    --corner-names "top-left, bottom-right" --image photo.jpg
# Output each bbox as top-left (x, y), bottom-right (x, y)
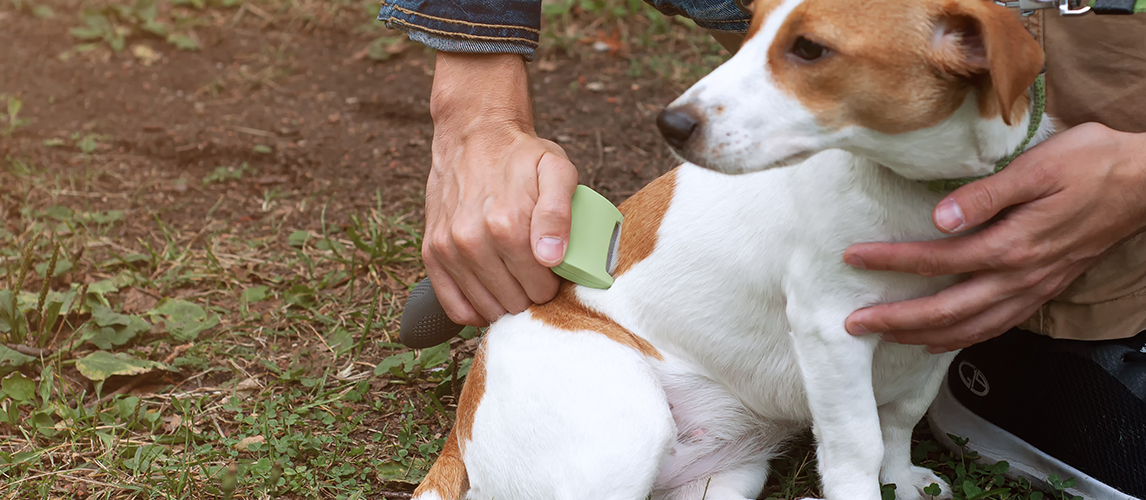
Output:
top-left (1018, 13), bottom-right (1146, 340)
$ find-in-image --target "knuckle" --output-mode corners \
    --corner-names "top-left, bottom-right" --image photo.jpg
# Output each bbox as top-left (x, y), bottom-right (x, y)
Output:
top-left (535, 203), bottom-right (572, 227)
top-left (505, 296), bottom-right (533, 315)
top-left (441, 300), bottom-right (483, 327)
top-left (999, 246), bottom-right (1036, 269)
top-left (1016, 267), bottom-right (1053, 291)
top-left (1034, 273), bottom-right (1067, 298)
top-left (966, 184), bottom-right (999, 214)
top-left (452, 310), bottom-right (486, 327)
top-left (930, 306), bottom-right (963, 328)
top-left (525, 275), bottom-right (561, 304)
top-left (450, 224), bottom-right (485, 258)
top-left (425, 233), bottom-right (455, 261)
top-left (483, 205), bottom-right (530, 243)
top-left (916, 253), bottom-right (943, 277)
top-left (537, 277), bottom-right (561, 302)
top-left (484, 212), bottom-right (521, 242)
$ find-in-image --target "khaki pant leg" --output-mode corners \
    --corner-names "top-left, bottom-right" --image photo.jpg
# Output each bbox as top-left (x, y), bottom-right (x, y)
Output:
top-left (1017, 14), bottom-right (1146, 340)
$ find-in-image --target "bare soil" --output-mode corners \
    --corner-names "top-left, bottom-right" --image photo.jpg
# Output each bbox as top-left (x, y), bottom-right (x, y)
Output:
top-left (1, 7), bottom-right (691, 236)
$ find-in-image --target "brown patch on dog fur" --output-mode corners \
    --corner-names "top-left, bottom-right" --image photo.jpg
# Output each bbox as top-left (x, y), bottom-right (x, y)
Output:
top-left (412, 431), bottom-right (469, 500)
top-left (927, 2), bottom-right (1042, 125)
top-left (411, 345), bottom-right (487, 500)
top-left (612, 168), bottom-right (677, 277)
top-left (761, 0), bottom-right (1042, 133)
top-left (745, 0), bottom-right (784, 40)
top-left (531, 282), bottom-right (663, 360)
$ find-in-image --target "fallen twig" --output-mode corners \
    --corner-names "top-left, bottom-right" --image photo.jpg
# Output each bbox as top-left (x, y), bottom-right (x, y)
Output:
top-left (4, 343), bottom-right (52, 357)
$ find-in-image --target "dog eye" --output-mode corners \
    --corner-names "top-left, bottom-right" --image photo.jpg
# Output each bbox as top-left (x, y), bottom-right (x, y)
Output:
top-left (790, 36), bottom-right (828, 61)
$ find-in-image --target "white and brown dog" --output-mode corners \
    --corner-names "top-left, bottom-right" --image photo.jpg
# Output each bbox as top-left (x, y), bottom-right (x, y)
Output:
top-left (412, 0), bottom-right (1051, 498)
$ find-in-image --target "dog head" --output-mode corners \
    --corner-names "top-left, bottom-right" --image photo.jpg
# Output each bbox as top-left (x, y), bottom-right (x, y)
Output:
top-left (657, 0), bottom-right (1044, 180)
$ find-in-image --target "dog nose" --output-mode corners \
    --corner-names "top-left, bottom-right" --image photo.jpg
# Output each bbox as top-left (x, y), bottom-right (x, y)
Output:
top-left (656, 107), bottom-right (700, 150)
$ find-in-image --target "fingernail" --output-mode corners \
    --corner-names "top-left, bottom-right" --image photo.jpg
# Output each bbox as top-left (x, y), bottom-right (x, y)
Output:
top-left (882, 333), bottom-right (898, 343)
top-left (536, 237), bottom-right (565, 265)
top-left (843, 254), bottom-right (865, 269)
top-left (847, 322), bottom-right (871, 335)
top-left (935, 199), bottom-right (965, 233)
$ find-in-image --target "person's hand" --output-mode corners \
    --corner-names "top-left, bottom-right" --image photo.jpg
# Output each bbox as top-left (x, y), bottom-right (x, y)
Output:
top-left (423, 52), bottom-right (578, 326)
top-left (843, 123), bottom-right (1146, 352)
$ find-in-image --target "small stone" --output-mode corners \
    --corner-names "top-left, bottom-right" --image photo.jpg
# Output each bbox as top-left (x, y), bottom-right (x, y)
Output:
top-left (586, 81), bottom-right (606, 92)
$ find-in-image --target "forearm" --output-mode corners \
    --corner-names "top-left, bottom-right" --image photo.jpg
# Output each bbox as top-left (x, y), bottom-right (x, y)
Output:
top-left (421, 54), bottom-right (575, 326)
top-left (431, 53), bottom-right (534, 141)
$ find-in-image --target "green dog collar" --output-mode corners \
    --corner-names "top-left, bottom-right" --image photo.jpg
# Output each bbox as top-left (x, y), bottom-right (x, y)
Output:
top-left (927, 74), bottom-right (1046, 193)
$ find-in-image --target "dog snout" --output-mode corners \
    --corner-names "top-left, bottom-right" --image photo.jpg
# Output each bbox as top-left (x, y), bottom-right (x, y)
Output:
top-left (656, 106), bottom-right (701, 150)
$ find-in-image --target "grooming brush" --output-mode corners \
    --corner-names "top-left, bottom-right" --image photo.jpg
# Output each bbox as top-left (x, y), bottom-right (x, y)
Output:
top-left (399, 185), bottom-right (624, 348)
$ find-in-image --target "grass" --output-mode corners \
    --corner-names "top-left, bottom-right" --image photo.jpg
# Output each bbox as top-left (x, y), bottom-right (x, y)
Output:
top-left (1, 150), bottom-right (450, 498)
top-left (539, 0), bottom-right (733, 86)
top-left (0, 1), bottom-right (1093, 499)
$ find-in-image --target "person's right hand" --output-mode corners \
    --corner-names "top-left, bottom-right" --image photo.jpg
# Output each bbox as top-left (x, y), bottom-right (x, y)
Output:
top-left (423, 52), bottom-right (579, 326)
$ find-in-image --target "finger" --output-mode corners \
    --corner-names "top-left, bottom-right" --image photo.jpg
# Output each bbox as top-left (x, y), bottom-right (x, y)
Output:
top-left (845, 275), bottom-right (1007, 335)
top-left (451, 223), bottom-right (536, 320)
top-left (477, 198), bottom-right (557, 308)
top-left (451, 269), bottom-right (515, 323)
top-left (934, 156), bottom-right (1055, 233)
top-left (423, 254), bottom-right (487, 327)
top-left (531, 150), bottom-right (578, 267)
top-left (501, 251), bottom-right (562, 305)
top-left (880, 297), bottom-right (1039, 353)
top-left (843, 232), bottom-right (1008, 276)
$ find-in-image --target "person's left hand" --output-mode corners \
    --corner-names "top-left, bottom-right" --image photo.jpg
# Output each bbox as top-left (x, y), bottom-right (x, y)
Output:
top-left (843, 123), bottom-right (1146, 353)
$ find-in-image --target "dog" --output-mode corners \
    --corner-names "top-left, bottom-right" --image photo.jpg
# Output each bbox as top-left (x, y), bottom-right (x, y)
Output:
top-left (410, 0), bottom-right (1051, 498)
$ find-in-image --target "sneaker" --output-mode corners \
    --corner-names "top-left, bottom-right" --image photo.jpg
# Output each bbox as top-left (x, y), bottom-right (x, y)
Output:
top-left (927, 328), bottom-right (1146, 500)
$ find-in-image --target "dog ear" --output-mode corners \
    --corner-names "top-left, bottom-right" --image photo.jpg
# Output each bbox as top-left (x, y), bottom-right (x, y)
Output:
top-left (931, 2), bottom-right (1044, 125)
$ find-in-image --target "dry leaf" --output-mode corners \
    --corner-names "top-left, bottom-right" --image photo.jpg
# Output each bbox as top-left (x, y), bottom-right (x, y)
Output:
top-left (123, 288), bottom-right (158, 314)
top-left (130, 44), bottom-right (162, 66)
top-left (235, 435), bottom-right (264, 451)
top-left (163, 414), bottom-right (183, 433)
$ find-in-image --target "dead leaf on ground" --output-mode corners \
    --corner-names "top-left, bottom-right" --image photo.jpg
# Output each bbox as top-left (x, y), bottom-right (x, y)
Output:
top-left (235, 435), bottom-right (264, 451)
top-left (130, 44), bottom-right (162, 66)
top-left (163, 414), bottom-right (183, 433)
top-left (122, 287), bottom-right (158, 314)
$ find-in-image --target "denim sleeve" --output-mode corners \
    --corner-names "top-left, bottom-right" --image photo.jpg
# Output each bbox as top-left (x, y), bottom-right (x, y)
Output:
top-left (378, 0), bottom-right (542, 60)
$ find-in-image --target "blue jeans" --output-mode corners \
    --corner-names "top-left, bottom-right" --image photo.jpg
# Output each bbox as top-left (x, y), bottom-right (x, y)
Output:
top-left (377, 0), bottom-right (750, 61)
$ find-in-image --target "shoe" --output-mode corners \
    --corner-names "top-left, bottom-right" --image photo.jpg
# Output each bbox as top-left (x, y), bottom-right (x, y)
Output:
top-left (927, 328), bottom-right (1146, 500)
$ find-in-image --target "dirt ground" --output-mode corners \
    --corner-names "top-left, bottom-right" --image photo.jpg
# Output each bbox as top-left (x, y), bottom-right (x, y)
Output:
top-left (1, 5), bottom-right (696, 236)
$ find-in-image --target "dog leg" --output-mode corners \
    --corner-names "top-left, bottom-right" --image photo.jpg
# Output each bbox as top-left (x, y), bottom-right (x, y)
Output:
top-left (461, 315), bottom-right (675, 500)
top-left (412, 430), bottom-right (468, 500)
top-left (787, 305), bottom-right (884, 500)
top-left (655, 450), bottom-right (773, 500)
top-left (877, 352), bottom-right (956, 500)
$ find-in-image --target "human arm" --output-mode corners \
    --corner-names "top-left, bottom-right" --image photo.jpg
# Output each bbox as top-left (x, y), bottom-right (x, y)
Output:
top-left (842, 123), bottom-right (1146, 352)
top-left (422, 52), bottom-right (578, 326)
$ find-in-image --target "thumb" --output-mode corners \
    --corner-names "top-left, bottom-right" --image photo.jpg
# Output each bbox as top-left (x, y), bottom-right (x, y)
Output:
top-left (934, 159), bottom-right (1050, 234)
top-left (531, 151), bottom-right (578, 267)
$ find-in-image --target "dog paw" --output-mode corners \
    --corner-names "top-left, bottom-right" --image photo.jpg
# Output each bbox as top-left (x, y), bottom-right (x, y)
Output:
top-left (885, 467), bottom-right (951, 500)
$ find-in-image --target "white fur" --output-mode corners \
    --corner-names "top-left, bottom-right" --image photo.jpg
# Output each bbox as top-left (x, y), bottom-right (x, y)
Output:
top-left (417, 2), bottom-right (1054, 499)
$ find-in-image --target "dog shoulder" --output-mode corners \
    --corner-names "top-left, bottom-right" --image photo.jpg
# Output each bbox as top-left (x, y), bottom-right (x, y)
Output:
top-left (529, 282), bottom-right (662, 360)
